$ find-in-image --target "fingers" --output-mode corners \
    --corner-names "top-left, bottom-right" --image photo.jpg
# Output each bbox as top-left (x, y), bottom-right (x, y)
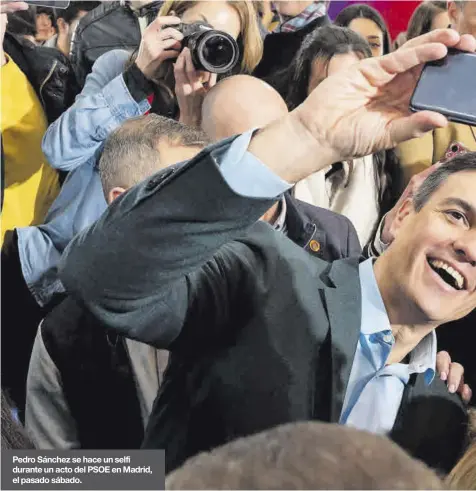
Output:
top-left (208, 72), bottom-right (218, 90)
top-left (401, 29), bottom-right (476, 53)
top-left (388, 110), bottom-right (447, 147)
top-left (462, 384), bottom-right (472, 404)
top-left (160, 37), bottom-right (182, 54)
top-left (384, 43), bottom-right (449, 79)
top-left (159, 27), bottom-right (183, 43)
top-left (184, 48), bottom-right (205, 93)
top-left (0, 1), bottom-right (28, 14)
top-left (174, 49), bottom-right (187, 87)
top-left (149, 15), bottom-right (181, 30)
top-left (436, 350), bottom-right (451, 382)
top-left (454, 33), bottom-right (476, 53)
top-left (447, 362), bottom-right (464, 394)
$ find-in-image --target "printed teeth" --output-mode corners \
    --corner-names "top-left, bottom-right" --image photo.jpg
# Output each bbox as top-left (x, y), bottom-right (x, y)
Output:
top-left (429, 259), bottom-right (464, 290)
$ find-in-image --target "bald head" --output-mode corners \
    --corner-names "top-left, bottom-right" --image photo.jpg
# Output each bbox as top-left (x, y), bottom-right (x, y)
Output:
top-left (201, 75), bottom-right (288, 142)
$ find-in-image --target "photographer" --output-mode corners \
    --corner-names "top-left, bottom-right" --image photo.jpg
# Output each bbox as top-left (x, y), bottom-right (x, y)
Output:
top-left (5, 0), bottom-right (262, 417)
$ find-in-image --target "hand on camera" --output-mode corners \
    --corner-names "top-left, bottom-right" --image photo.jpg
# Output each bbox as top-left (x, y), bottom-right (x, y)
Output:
top-left (135, 16), bottom-right (183, 80)
top-left (175, 47), bottom-right (217, 128)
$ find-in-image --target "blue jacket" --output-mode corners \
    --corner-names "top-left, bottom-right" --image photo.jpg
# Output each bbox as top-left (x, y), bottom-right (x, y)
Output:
top-left (16, 49), bottom-right (150, 307)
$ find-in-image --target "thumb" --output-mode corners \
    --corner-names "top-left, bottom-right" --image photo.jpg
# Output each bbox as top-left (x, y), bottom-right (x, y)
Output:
top-left (388, 110), bottom-right (448, 145)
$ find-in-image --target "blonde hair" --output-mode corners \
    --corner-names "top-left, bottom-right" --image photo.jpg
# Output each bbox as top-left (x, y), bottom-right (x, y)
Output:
top-left (158, 1), bottom-right (263, 73)
top-left (447, 443), bottom-right (476, 490)
top-left (447, 409), bottom-right (476, 490)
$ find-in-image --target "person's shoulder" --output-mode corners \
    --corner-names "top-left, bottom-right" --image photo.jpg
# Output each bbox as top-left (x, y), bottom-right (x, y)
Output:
top-left (75, 1), bottom-right (125, 34)
top-left (91, 49), bottom-right (131, 75)
top-left (293, 197), bottom-right (354, 232)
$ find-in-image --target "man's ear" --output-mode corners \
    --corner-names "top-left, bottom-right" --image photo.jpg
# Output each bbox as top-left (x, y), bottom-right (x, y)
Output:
top-left (389, 198), bottom-right (415, 239)
top-left (107, 187), bottom-right (126, 205)
top-left (447, 1), bottom-right (460, 27)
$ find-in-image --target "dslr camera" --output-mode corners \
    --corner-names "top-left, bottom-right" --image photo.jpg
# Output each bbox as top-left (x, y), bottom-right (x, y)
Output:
top-left (173, 22), bottom-right (240, 74)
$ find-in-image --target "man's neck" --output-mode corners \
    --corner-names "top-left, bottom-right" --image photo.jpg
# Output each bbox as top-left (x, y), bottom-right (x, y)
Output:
top-left (373, 255), bottom-right (438, 365)
top-left (261, 201), bottom-right (281, 225)
top-left (386, 324), bottom-right (435, 365)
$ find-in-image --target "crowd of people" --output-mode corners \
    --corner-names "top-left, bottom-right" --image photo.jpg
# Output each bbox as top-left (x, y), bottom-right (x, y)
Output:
top-left (1, 0), bottom-right (476, 489)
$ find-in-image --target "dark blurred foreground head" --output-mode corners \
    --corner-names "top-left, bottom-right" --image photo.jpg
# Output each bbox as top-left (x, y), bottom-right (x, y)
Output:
top-left (166, 422), bottom-right (443, 490)
top-left (1, 391), bottom-right (34, 449)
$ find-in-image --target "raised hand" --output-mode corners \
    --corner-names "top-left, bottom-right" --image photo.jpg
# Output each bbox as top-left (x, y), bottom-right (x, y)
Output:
top-left (248, 29), bottom-right (476, 185)
top-left (296, 29), bottom-right (476, 168)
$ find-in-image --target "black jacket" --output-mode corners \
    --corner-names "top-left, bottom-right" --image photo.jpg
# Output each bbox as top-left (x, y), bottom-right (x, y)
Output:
top-left (41, 194), bottom-right (360, 449)
top-left (1, 33), bottom-right (79, 210)
top-left (253, 15), bottom-right (331, 85)
top-left (71, 2), bottom-right (161, 89)
top-left (3, 33), bottom-right (79, 125)
top-left (60, 137), bottom-right (469, 474)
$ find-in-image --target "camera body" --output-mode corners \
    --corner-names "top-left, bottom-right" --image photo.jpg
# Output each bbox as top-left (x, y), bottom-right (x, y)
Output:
top-left (173, 22), bottom-right (239, 74)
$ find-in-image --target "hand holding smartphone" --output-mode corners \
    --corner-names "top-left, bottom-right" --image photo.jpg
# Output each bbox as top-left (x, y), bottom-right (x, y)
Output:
top-left (410, 49), bottom-right (476, 126)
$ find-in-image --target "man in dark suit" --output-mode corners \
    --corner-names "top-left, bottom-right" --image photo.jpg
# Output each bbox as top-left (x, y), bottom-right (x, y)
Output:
top-left (59, 30), bottom-right (476, 473)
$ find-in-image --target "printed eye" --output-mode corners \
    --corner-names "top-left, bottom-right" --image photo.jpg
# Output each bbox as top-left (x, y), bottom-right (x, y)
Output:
top-left (445, 210), bottom-right (469, 227)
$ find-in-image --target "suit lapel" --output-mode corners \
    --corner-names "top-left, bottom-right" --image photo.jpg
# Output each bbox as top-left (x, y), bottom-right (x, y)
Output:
top-left (323, 258), bottom-right (362, 422)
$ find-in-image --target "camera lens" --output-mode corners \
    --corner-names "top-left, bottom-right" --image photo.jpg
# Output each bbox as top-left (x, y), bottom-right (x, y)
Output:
top-left (202, 35), bottom-right (234, 68)
top-left (195, 31), bottom-right (239, 74)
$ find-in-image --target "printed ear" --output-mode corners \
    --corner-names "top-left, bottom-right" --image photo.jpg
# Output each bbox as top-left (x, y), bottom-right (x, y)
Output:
top-left (390, 198), bottom-right (414, 239)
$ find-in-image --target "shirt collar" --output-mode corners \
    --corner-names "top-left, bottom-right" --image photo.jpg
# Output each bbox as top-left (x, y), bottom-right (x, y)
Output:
top-left (359, 258), bottom-right (436, 383)
top-left (359, 258), bottom-right (391, 335)
top-left (408, 330), bottom-right (436, 384)
top-left (276, 1), bottom-right (327, 33)
top-left (271, 197), bottom-right (287, 232)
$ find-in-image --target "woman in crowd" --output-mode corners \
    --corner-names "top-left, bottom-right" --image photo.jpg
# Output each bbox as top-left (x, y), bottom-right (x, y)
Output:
top-left (283, 25), bottom-right (403, 246)
top-left (334, 4), bottom-right (391, 57)
top-left (44, 0), bottom-right (262, 143)
top-left (406, 1), bottom-right (449, 40)
top-left (35, 6), bottom-right (56, 43)
top-left (13, 1), bottom-right (263, 418)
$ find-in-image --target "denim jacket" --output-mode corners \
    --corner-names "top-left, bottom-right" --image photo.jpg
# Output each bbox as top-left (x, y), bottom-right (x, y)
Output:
top-left (16, 49), bottom-right (151, 307)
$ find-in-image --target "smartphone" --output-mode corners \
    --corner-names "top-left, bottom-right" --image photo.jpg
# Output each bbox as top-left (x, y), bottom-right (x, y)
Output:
top-left (25, 0), bottom-right (70, 8)
top-left (410, 49), bottom-right (476, 126)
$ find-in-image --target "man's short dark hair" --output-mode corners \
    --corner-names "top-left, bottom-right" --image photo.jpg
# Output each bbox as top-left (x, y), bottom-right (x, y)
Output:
top-left (99, 115), bottom-right (210, 196)
top-left (413, 152), bottom-right (476, 212)
top-left (165, 422), bottom-right (443, 490)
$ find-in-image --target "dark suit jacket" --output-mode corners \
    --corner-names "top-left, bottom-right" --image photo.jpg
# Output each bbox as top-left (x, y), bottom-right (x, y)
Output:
top-left (60, 137), bottom-right (468, 474)
top-left (37, 192), bottom-right (359, 451)
top-left (284, 193), bottom-right (361, 260)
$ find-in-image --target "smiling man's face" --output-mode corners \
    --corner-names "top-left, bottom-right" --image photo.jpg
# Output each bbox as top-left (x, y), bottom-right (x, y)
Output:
top-left (378, 169), bottom-right (476, 325)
